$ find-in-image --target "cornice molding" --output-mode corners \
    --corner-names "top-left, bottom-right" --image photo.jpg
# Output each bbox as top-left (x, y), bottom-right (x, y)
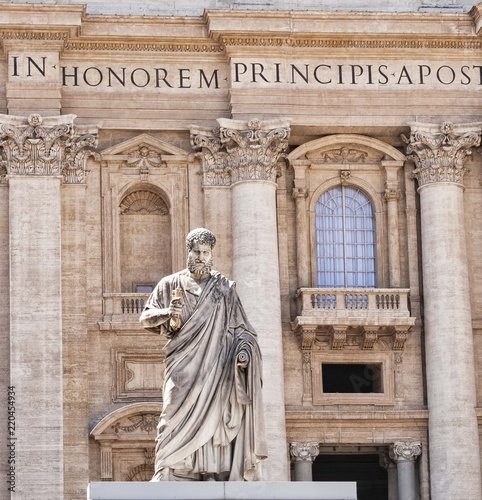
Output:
top-left (64, 39), bottom-right (223, 53)
top-left (0, 5), bottom-right (477, 54)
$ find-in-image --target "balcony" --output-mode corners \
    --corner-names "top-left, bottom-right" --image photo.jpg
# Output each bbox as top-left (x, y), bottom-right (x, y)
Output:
top-left (292, 288), bottom-right (416, 351)
top-left (100, 293), bottom-right (150, 330)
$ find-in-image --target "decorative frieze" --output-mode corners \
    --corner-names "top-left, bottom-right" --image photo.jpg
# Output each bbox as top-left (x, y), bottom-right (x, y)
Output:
top-left (191, 118), bottom-right (290, 187)
top-left (389, 441), bottom-right (422, 463)
top-left (0, 113), bottom-right (98, 184)
top-left (403, 121), bottom-right (481, 188)
top-left (290, 442), bottom-right (319, 462)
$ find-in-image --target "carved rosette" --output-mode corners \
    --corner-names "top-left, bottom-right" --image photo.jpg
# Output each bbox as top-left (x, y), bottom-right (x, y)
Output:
top-left (290, 442), bottom-right (319, 462)
top-left (403, 121), bottom-right (481, 188)
top-left (0, 113), bottom-right (98, 184)
top-left (389, 441), bottom-right (422, 463)
top-left (191, 118), bottom-right (290, 187)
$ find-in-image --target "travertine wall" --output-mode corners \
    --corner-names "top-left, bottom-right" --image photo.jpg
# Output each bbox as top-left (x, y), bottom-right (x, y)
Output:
top-left (1, 3), bottom-right (482, 500)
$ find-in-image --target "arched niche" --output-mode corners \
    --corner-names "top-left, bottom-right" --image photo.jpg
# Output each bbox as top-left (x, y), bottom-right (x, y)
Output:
top-left (90, 402), bottom-right (161, 481)
top-left (99, 134), bottom-right (191, 294)
top-left (118, 183), bottom-right (171, 292)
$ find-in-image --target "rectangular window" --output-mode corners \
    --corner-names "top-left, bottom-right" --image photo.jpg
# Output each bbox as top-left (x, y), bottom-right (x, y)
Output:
top-left (322, 363), bottom-right (383, 394)
top-left (311, 352), bottom-right (393, 405)
top-left (134, 284), bottom-right (154, 293)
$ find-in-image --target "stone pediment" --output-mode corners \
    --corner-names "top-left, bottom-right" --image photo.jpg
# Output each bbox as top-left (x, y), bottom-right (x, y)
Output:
top-left (99, 134), bottom-right (189, 160)
top-left (288, 134), bottom-right (406, 165)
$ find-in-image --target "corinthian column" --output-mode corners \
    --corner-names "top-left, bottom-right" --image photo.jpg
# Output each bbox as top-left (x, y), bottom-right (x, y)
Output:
top-left (404, 121), bottom-right (482, 500)
top-left (191, 118), bottom-right (291, 480)
top-left (2, 113), bottom-right (97, 500)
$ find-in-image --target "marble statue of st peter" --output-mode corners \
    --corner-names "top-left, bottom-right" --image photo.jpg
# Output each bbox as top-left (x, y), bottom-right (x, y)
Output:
top-left (140, 228), bottom-right (267, 481)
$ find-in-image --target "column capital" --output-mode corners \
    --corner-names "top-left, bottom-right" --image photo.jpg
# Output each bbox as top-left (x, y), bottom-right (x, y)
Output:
top-left (191, 117), bottom-right (290, 187)
top-left (0, 113), bottom-right (98, 184)
top-left (403, 121), bottom-right (481, 188)
top-left (290, 442), bottom-right (319, 462)
top-left (389, 441), bottom-right (422, 463)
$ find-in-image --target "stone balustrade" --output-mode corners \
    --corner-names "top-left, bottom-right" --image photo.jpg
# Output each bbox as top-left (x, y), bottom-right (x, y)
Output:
top-left (103, 293), bottom-right (150, 323)
top-left (295, 288), bottom-right (413, 326)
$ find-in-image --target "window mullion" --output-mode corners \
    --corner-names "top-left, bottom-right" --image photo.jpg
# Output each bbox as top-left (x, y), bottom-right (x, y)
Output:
top-left (342, 185), bottom-right (347, 288)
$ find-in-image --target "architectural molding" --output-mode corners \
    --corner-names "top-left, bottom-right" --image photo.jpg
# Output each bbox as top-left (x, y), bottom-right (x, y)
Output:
top-left (0, 113), bottom-right (98, 184)
top-left (389, 441), bottom-right (422, 463)
top-left (191, 118), bottom-right (290, 187)
top-left (403, 121), bottom-right (482, 188)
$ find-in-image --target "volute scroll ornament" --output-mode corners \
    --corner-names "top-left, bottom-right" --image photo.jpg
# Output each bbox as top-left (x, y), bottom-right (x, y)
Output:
top-left (191, 118), bottom-right (290, 187)
top-left (389, 441), bottom-right (422, 463)
top-left (402, 121), bottom-right (482, 188)
top-left (0, 113), bottom-right (98, 184)
top-left (290, 442), bottom-right (320, 462)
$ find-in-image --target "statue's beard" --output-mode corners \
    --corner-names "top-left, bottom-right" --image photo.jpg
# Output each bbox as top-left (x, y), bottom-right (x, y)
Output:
top-left (187, 255), bottom-right (213, 279)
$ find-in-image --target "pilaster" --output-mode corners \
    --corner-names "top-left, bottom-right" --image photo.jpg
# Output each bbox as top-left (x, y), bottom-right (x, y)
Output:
top-left (290, 442), bottom-right (319, 481)
top-left (191, 117), bottom-right (291, 480)
top-left (2, 113), bottom-right (97, 499)
top-left (404, 121), bottom-right (482, 500)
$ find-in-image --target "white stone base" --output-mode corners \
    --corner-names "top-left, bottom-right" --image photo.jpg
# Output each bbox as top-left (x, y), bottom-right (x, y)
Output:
top-left (87, 481), bottom-right (357, 500)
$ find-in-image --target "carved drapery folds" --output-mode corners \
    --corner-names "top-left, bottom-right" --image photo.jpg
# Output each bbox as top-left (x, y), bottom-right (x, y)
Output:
top-left (389, 441), bottom-right (422, 463)
top-left (0, 113), bottom-right (98, 184)
top-left (191, 117), bottom-right (290, 187)
top-left (403, 121), bottom-right (481, 188)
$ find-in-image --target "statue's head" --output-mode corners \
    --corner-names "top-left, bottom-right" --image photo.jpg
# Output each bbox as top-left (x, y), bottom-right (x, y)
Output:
top-left (185, 228), bottom-right (216, 251)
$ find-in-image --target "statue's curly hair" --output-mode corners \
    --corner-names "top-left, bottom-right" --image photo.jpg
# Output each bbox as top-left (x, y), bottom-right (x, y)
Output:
top-left (185, 228), bottom-right (216, 250)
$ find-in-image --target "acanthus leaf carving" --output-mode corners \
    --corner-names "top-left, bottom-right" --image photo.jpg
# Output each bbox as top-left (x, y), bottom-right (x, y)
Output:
top-left (403, 121), bottom-right (481, 187)
top-left (0, 113), bottom-right (98, 184)
top-left (191, 118), bottom-right (290, 187)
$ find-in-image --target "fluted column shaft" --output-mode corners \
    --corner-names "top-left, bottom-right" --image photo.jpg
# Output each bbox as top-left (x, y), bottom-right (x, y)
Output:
top-left (191, 118), bottom-right (291, 480)
top-left (405, 122), bottom-right (482, 500)
top-left (2, 113), bottom-right (97, 499)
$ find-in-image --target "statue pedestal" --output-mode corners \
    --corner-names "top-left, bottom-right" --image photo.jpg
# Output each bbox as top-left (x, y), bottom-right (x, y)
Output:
top-left (87, 481), bottom-right (357, 500)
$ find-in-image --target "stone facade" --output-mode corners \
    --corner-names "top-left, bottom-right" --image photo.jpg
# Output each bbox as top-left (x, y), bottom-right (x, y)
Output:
top-left (2, 2), bottom-right (482, 500)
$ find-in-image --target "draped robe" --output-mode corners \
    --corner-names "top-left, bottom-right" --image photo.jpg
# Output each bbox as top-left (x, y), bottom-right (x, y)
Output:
top-left (141, 269), bottom-right (267, 481)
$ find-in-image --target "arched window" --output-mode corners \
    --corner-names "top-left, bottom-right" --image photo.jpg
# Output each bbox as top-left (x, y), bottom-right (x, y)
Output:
top-left (315, 185), bottom-right (376, 288)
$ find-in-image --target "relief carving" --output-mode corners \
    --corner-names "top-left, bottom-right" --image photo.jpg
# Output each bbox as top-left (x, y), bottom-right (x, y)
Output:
top-left (0, 113), bottom-right (97, 184)
top-left (403, 121), bottom-right (481, 187)
top-left (113, 413), bottom-right (159, 434)
top-left (120, 190), bottom-right (169, 215)
top-left (309, 146), bottom-right (367, 164)
top-left (290, 442), bottom-right (319, 462)
top-left (191, 118), bottom-right (290, 187)
top-left (126, 145), bottom-right (164, 182)
top-left (389, 441), bottom-right (422, 463)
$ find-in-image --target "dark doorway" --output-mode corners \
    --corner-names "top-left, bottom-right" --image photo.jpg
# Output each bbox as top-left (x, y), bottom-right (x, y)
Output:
top-left (313, 454), bottom-right (388, 500)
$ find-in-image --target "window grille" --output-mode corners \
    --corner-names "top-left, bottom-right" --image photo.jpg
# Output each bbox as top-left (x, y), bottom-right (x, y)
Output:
top-left (316, 185), bottom-right (376, 288)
